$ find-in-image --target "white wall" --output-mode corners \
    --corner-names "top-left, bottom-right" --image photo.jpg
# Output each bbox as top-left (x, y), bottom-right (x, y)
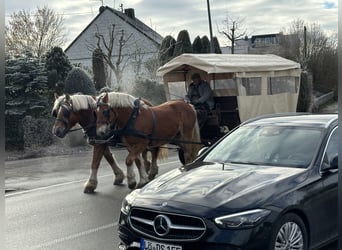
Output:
top-left (66, 8), bottom-right (160, 91)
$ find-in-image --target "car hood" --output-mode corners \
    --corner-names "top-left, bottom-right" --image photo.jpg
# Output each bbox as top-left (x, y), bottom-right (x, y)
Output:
top-left (137, 162), bottom-right (307, 209)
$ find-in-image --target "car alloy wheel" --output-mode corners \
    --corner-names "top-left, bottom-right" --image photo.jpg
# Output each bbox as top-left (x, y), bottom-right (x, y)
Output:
top-left (270, 213), bottom-right (308, 250)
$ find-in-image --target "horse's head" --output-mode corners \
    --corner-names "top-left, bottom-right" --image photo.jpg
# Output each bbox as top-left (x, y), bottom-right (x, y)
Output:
top-left (51, 94), bottom-right (77, 138)
top-left (96, 92), bottom-right (116, 138)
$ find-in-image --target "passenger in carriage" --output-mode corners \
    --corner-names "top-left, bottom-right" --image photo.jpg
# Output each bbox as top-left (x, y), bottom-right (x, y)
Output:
top-left (185, 73), bottom-right (215, 128)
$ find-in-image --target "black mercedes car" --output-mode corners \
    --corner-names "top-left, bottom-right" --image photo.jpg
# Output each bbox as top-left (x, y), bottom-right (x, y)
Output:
top-left (118, 113), bottom-right (338, 250)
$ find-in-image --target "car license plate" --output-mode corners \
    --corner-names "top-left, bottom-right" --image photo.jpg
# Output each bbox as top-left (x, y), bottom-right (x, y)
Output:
top-left (141, 238), bottom-right (182, 250)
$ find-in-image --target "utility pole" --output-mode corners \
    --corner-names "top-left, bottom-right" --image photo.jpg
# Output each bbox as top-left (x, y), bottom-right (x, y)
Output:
top-left (206, 0), bottom-right (214, 53)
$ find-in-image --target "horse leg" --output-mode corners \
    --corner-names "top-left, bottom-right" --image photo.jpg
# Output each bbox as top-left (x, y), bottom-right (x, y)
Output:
top-left (84, 144), bottom-right (105, 193)
top-left (134, 154), bottom-right (149, 188)
top-left (148, 147), bottom-right (159, 180)
top-left (182, 144), bottom-right (193, 164)
top-left (125, 151), bottom-right (137, 190)
top-left (103, 145), bottom-right (125, 185)
top-left (142, 150), bottom-right (151, 174)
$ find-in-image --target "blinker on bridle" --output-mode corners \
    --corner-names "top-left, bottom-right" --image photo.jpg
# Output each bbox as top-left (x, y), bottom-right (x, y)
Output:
top-left (96, 97), bottom-right (116, 128)
top-left (53, 101), bottom-right (72, 128)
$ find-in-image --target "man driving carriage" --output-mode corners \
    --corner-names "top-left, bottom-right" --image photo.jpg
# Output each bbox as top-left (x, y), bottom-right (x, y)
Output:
top-left (185, 73), bottom-right (215, 128)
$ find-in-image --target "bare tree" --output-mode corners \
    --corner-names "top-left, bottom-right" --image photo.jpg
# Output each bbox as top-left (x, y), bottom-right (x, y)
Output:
top-left (279, 19), bottom-right (337, 92)
top-left (87, 24), bottom-right (133, 90)
top-left (280, 19), bottom-right (330, 67)
top-left (218, 13), bottom-right (247, 54)
top-left (5, 6), bottom-right (65, 59)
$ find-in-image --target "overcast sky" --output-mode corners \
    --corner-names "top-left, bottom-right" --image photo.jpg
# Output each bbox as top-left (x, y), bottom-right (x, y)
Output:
top-left (5, 0), bottom-right (338, 48)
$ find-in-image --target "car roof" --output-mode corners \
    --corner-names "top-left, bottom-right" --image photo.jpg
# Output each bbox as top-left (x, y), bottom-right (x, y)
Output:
top-left (242, 113), bottom-right (338, 128)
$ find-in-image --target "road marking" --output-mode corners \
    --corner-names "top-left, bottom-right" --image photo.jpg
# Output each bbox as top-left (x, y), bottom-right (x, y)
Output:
top-left (5, 160), bottom-right (180, 197)
top-left (26, 222), bottom-right (118, 250)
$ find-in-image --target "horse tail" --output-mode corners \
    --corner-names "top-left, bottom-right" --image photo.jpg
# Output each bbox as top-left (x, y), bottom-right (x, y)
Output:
top-left (157, 145), bottom-right (169, 160)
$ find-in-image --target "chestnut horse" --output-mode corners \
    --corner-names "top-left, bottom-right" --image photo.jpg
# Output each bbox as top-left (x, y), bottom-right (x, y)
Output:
top-left (51, 93), bottom-right (167, 193)
top-left (96, 92), bottom-right (202, 189)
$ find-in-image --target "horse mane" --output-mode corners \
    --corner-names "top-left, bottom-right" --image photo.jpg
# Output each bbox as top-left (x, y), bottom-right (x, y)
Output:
top-left (71, 94), bottom-right (97, 111)
top-left (100, 92), bottom-right (149, 108)
top-left (53, 94), bottom-right (97, 112)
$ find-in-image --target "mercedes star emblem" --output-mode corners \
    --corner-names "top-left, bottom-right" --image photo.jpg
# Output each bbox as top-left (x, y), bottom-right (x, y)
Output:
top-left (153, 215), bottom-right (171, 236)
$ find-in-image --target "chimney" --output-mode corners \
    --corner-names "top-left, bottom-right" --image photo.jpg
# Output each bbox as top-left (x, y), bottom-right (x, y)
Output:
top-left (99, 6), bottom-right (105, 13)
top-left (124, 8), bottom-right (135, 19)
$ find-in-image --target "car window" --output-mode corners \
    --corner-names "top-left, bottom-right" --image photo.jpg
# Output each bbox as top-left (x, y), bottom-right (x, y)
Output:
top-left (321, 126), bottom-right (338, 167)
top-left (204, 125), bottom-right (322, 168)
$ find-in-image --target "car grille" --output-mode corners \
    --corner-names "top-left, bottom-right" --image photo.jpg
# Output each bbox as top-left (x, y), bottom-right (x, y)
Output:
top-left (129, 208), bottom-right (206, 242)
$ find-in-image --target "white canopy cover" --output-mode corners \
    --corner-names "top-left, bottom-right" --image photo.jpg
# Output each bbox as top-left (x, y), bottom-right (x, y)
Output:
top-left (157, 53), bottom-right (301, 122)
top-left (157, 53), bottom-right (300, 76)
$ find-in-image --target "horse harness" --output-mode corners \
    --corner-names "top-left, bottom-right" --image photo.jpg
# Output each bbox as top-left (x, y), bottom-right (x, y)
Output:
top-left (96, 98), bottom-right (157, 146)
top-left (53, 99), bottom-right (97, 138)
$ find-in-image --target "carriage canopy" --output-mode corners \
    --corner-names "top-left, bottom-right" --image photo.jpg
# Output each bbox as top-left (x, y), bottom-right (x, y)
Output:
top-left (157, 53), bottom-right (301, 123)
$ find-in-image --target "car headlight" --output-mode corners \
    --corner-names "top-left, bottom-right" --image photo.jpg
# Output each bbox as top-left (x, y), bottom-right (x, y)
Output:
top-left (121, 189), bottom-right (140, 215)
top-left (214, 209), bottom-right (271, 229)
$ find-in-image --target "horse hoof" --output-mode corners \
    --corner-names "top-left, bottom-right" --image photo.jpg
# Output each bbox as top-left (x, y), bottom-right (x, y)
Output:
top-left (148, 174), bottom-right (156, 181)
top-left (128, 181), bottom-right (137, 190)
top-left (114, 174), bottom-right (125, 185)
top-left (84, 179), bottom-right (97, 193)
top-left (114, 178), bottom-right (124, 185)
top-left (83, 186), bottom-right (95, 193)
top-left (136, 181), bottom-right (148, 189)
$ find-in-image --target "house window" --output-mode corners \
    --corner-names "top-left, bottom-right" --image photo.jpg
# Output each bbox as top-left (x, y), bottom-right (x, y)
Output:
top-left (267, 76), bottom-right (299, 94)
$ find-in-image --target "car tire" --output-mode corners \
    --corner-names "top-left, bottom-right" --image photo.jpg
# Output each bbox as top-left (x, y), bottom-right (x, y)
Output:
top-left (269, 213), bottom-right (308, 250)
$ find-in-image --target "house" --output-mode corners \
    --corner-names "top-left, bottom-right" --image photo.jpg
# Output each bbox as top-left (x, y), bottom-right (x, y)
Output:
top-left (65, 6), bottom-right (164, 91)
top-left (221, 33), bottom-right (285, 55)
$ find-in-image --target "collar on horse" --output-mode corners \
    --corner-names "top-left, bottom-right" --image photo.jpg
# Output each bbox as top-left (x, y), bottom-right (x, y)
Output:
top-left (99, 98), bottom-right (156, 146)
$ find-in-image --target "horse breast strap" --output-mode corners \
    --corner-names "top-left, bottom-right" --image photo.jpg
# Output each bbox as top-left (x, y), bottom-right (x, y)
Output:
top-left (122, 98), bottom-right (156, 145)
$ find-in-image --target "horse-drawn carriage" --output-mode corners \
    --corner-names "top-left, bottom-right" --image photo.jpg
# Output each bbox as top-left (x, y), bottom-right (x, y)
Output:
top-left (157, 53), bottom-right (301, 144)
top-left (52, 53), bottom-right (301, 191)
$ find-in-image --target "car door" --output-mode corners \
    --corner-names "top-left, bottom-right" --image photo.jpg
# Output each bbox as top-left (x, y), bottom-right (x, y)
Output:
top-left (310, 126), bottom-right (338, 247)
top-left (320, 127), bottom-right (338, 239)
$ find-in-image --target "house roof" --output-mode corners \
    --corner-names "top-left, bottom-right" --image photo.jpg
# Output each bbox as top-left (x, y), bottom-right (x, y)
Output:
top-left (65, 6), bottom-right (163, 52)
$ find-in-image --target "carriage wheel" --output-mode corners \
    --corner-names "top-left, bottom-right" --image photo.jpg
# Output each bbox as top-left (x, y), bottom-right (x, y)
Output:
top-left (178, 148), bottom-right (185, 165)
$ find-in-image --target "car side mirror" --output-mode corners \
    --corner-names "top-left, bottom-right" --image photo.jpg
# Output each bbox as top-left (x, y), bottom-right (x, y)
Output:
top-left (330, 155), bottom-right (338, 169)
top-left (321, 155), bottom-right (338, 172)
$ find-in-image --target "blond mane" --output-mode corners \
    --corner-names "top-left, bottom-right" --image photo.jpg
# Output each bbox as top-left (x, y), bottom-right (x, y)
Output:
top-left (99, 92), bottom-right (148, 108)
top-left (53, 94), bottom-right (97, 112)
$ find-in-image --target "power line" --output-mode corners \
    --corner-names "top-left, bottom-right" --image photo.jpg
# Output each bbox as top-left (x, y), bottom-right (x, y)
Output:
top-left (5, 11), bottom-right (95, 18)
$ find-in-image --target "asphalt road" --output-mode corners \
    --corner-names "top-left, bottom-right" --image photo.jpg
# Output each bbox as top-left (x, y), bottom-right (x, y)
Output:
top-left (5, 148), bottom-right (338, 250)
top-left (5, 148), bottom-right (180, 250)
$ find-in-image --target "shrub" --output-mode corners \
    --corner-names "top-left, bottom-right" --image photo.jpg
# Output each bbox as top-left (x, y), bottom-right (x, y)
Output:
top-left (132, 78), bottom-right (166, 105)
top-left (64, 67), bottom-right (97, 95)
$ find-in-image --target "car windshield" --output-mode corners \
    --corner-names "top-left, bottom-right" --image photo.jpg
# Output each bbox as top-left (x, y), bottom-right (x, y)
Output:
top-left (204, 125), bottom-right (322, 168)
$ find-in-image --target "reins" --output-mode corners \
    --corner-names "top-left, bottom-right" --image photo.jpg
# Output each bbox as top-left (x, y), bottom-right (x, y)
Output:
top-left (95, 98), bottom-right (205, 146)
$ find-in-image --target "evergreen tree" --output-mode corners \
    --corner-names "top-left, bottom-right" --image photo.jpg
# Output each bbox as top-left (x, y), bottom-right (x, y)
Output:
top-left (92, 48), bottom-right (107, 91)
top-left (213, 37), bottom-right (222, 54)
top-left (5, 55), bottom-right (48, 117)
top-left (192, 36), bottom-right (202, 53)
top-left (64, 67), bottom-right (97, 95)
top-left (44, 46), bottom-right (72, 95)
top-left (201, 36), bottom-right (211, 53)
top-left (158, 35), bottom-right (176, 66)
top-left (173, 30), bottom-right (193, 57)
